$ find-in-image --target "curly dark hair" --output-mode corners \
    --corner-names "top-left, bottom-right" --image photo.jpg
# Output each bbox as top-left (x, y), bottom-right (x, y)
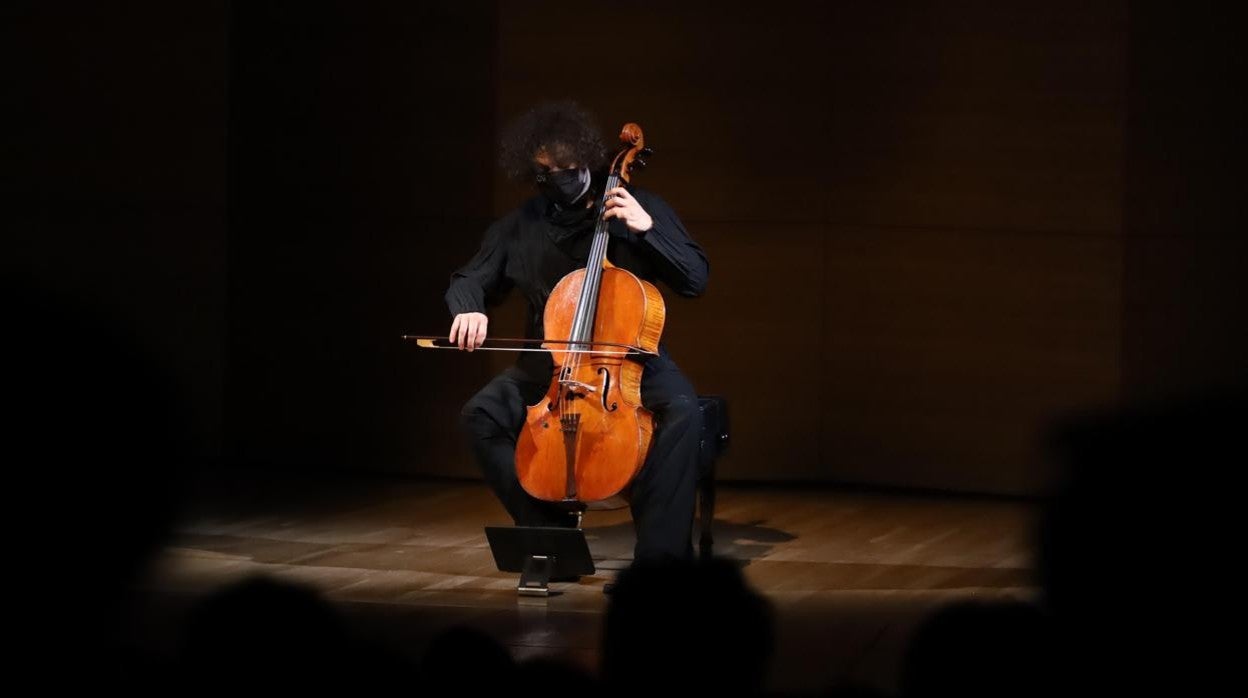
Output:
top-left (498, 100), bottom-right (608, 181)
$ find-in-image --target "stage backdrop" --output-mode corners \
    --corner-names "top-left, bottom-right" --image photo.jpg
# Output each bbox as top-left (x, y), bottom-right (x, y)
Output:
top-left (6, 2), bottom-right (228, 463)
top-left (10, 1), bottom-right (1242, 496)
top-left (207, 0), bottom-right (1248, 495)
top-left (484, 1), bottom-right (1130, 494)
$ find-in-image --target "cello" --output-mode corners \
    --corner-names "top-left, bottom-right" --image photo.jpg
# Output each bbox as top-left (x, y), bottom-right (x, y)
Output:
top-left (406, 123), bottom-right (660, 506)
top-left (517, 122), bottom-right (661, 505)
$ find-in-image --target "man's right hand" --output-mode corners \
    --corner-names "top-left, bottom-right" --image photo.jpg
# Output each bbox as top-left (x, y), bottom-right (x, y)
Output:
top-left (449, 312), bottom-right (489, 351)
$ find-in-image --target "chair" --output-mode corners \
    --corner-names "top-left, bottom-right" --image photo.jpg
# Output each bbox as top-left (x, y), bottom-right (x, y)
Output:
top-left (695, 394), bottom-right (730, 558)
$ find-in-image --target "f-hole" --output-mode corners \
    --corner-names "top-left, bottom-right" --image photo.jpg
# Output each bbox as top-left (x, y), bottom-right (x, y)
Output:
top-left (598, 368), bottom-right (618, 411)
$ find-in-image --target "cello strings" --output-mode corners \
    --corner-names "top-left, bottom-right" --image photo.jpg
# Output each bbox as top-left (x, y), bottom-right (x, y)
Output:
top-left (566, 172), bottom-right (617, 421)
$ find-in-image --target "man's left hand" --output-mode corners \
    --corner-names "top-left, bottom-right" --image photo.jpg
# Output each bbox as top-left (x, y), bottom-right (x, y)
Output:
top-left (602, 187), bottom-right (653, 234)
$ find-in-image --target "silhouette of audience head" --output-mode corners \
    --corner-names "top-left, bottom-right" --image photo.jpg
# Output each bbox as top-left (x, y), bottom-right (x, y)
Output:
top-left (6, 280), bottom-right (192, 684)
top-left (7, 281), bottom-right (189, 584)
top-left (181, 575), bottom-right (357, 690)
top-left (515, 655), bottom-right (599, 692)
top-left (602, 556), bottom-right (775, 695)
top-left (1036, 388), bottom-right (1246, 692)
top-left (900, 599), bottom-right (1056, 698)
top-left (420, 625), bottom-right (516, 693)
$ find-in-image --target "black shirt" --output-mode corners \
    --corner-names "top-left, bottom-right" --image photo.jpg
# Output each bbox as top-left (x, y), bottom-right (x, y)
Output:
top-left (445, 176), bottom-right (709, 369)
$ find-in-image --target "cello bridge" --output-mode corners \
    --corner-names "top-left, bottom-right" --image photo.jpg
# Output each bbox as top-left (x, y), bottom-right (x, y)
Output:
top-left (558, 379), bottom-right (597, 395)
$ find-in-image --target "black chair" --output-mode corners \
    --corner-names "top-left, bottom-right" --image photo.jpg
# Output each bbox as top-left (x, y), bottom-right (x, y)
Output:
top-left (696, 394), bottom-right (730, 558)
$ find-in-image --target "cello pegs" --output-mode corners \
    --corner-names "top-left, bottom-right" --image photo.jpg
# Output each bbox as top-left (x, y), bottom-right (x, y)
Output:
top-left (640, 147), bottom-right (654, 157)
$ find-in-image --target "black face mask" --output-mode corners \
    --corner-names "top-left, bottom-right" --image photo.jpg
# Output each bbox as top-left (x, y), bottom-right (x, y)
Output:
top-left (536, 167), bottom-right (591, 207)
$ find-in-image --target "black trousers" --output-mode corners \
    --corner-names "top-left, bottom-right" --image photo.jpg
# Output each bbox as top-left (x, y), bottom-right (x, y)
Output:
top-left (459, 353), bottom-right (701, 561)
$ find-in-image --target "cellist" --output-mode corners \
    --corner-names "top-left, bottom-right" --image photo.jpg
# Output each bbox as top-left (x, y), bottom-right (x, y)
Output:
top-left (447, 101), bottom-right (709, 562)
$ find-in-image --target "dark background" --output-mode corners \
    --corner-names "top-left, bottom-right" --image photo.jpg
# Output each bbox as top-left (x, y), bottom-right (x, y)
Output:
top-left (6, 1), bottom-right (1244, 496)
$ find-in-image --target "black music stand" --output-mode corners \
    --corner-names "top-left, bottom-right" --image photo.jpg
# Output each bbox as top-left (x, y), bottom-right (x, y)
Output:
top-left (484, 526), bottom-right (596, 597)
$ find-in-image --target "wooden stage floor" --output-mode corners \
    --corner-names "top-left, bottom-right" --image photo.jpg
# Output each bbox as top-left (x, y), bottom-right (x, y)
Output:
top-left (138, 471), bottom-right (1039, 695)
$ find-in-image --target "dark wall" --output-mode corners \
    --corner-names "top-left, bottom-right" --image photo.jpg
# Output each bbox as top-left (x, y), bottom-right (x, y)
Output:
top-left (5, 2), bottom-right (228, 461)
top-left (494, 1), bottom-right (1127, 493)
top-left (225, 1), bottom-right (498, 474)
top-left (1121, 3), bottom-right (1248, 402)
top-left (12, 2), bottom-right (1242, 495)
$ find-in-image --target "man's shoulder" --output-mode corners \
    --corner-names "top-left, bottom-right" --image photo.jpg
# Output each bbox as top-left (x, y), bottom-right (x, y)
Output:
top-left (484, 197), bottom-right (544, 237)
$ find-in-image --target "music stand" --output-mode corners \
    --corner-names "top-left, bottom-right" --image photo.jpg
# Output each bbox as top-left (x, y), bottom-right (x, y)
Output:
top-left (484, 526), bottom-right (596, 597)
